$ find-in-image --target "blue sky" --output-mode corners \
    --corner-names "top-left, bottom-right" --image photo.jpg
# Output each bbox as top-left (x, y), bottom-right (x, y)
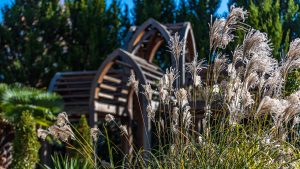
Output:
top-left (106, 0), bottom-right (229, 15)
top-left (0, 0), bottom-right (229, 21)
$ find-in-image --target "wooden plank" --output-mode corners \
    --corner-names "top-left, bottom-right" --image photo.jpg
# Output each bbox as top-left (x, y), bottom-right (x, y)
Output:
top-left (64, 102), bottom-right (89, 106)
top-left (101, 81), bottom-right (127, 88)
top-left (57, 71), bottom-right (97, 76)
top-left (99, 92), bottom-right (114, 99)
top-left (137, 61), bottom-right (162, 72)
top-left (98, 83), bottom-right (130, 92)
top-left (54, 87), bottom-right (91, 92)
top-left (103, 75), bottom-right (122, 83)
top-left (56, 81), bottom-right (93, 85)
top-left (100, 88), bottom-right (129, 95)
top-left (143, 70), bottom-right (161, 80)
top-left (59, 76), bottom-right (95, 81)
top-left (139, 63), bottom-right (164, 76)
top-left (99, 83), bottom-right (117, 91)
top-left (98, 92), bottom-right (127, 100)
top-left (94, 101), bottom-right (125, 114)
top-left (62, 94), bottom-right (90, 98)
top-left (133, 30), bottom-right (145, 47)
top-left (95, 97), bottom-right (127, 106)
top-left (106, 72), bottom-right (131, 78)
top-left (114, 60), bottom-right (133, 68)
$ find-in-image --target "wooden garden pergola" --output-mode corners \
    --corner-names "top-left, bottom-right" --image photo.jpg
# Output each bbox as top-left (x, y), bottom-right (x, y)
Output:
top-left (48, 18), bottom-right (197, 153)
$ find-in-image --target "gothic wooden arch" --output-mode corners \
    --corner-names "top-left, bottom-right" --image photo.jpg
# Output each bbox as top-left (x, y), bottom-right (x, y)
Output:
top-left (89, 48), bottom-right (146, 125)
top-left (126, 18), bottom-right (197, 85)
top-left (89, 48), bottom-right (163, 153)
top-left (127, 19), bottom-right (169, 51)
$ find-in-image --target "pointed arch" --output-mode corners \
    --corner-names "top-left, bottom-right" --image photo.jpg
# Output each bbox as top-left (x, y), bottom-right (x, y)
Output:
top-left (89, 48), bottom-right (151, 153)
top-left (125, 19), bottom-right (197, 86)
top-left (126, 18), bottom-right (177, 67)
top-left (127, 18), bottom-right (171, 52)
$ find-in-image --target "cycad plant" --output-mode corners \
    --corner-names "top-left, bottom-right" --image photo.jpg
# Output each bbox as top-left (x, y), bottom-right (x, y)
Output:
top-left (38, 6), bottom-right (300, 168)
top-left (0, 83), bottom-right (63, 126)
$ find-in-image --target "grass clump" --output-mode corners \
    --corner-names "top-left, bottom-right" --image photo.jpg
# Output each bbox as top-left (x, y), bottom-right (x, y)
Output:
top-left (38, 5), bottom-right (300, 168)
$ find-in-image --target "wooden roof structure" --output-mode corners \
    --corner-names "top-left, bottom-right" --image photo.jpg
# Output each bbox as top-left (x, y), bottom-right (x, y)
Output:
top-left (48, 18), bottom-right (197, 153)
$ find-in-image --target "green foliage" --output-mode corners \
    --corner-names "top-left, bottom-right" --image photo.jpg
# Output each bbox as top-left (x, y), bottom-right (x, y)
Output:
top-left (285, 69), bottom-right (300, 96)
top-left (74, 115), bottom-right (92, 155)
top-left (248, 0), bottom-right (282, 59)
top-left (44, 153), bottom-right (93, 169)
top-left (176, 0), bottom-right (221, 59)
top-left (0, 83), bottom-right (63, 126)
top-left (78, 115), bottom-right (92, 144)
top-left (11, 111), bottom-right (40, 169)
top-left (133, 0), bottom-right (176, 24)
top-left (0, 0), bottom-right (71, 87)
top-left (0, 0), bottom-right (125, 87)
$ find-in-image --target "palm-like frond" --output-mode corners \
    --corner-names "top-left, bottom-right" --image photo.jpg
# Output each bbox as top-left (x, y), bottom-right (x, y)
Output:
top-left (0, 83), bottom-right (63, 126)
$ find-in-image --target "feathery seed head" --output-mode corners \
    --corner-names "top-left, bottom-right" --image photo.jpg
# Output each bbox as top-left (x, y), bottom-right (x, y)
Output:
top-left (105, 114), bottom-right (115, 123)
top-left (60, 124), bottom-right (75, 141)
top-left (56, 112), bottom-right (69, 127)
top-left (119, 125), bottom-right (128, 136)
top-left (287, 38), bottom-right (300, 60)
top-left (229, 5), bottom-right (247, 22)
top-left (243, 29), bottom-right (272, 60)
top-left (146, 104), bottom-right (155, 121)
top-left (183, 106), bottom-right (192, 128)
top-left (48, 124), bottom-right (75, 142)
top-left (128, 72), bottom-right (139, 93)
top-left (37, 128), bottom-right (50, 140)
top-left (186, 55), bottom-right (205, 86)
top-left (159, 89), bottom-right (168, 103)
top-left (172, 107), bottom-right (179, 124)
top-left (209, 6), bottom-right (247, 50)
top-left (292, 116), bottom-right (300, 129)
top-left (165, 67), bottom-right (179, 90)
top-left (142, 83), bottom-right (153, 102)
top-left (213, 54), bottom-right (228, 83)
top-left (90, 128), bottom-right (101, 142)
top-left (175, 88), bottom-right (188, 105)
top-left (212, 84), bottom-right (220, 94)
top-left (168, 32), bottom-right (184, 66)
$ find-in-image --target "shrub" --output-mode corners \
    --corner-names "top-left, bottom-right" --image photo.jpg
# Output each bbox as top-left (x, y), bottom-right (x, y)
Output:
top-left (72, 115), bottom-right (92, 159)
top-left (12, 111), bottom-right (40, 169)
